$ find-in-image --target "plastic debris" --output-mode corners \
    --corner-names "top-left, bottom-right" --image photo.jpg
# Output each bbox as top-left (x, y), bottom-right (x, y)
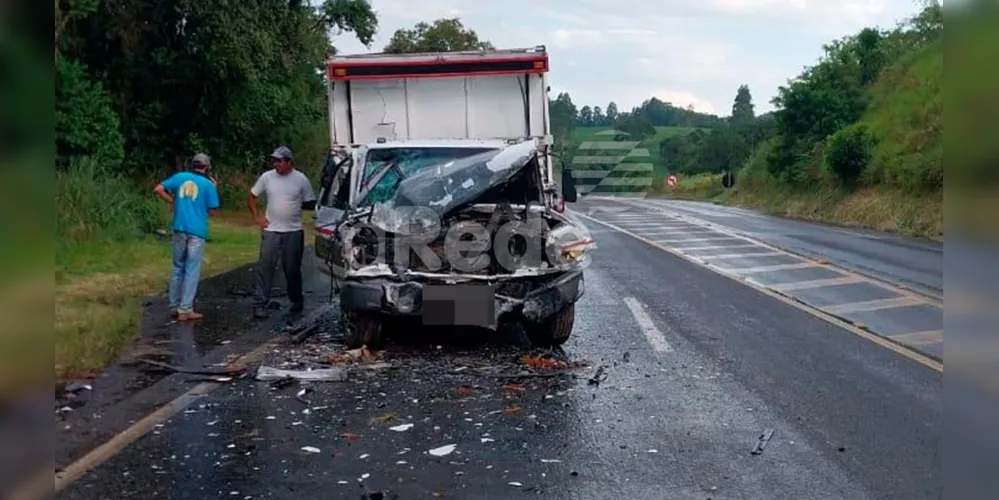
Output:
top-left (509, 482), bottom-right (523, 487)
top-left (751, 429), bottom-right (775, 455)
top-left (256, 366), bottom-right (347, 382)
top-left (540, 459), bottom-right (561, 463)
top-left (429, 444), bottom-right (457, 457)
top-left (301, 446), bottom-right (321, 454)
top-left (389, 423), bottom-right (414, 432)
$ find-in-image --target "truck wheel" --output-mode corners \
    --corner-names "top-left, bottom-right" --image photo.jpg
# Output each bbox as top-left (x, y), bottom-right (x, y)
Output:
top-left (343, 310), bottom-right (384, 349)
top-left (524, 304), bottom-right (575, 347)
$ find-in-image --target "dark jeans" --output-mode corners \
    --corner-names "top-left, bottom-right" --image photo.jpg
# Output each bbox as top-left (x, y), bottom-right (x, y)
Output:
top-left (254, 230), bottom-right (305, 307)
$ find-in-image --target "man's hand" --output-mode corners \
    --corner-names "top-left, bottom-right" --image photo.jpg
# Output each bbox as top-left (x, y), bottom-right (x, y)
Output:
top-left (154, 184), bottom-right (174, 205)
top-left (254, 216), bottom-right (270, 229)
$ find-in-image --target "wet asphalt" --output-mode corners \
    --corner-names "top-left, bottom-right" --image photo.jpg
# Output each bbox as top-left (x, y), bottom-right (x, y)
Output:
top-left (55, 218), bottom-right (946, 500)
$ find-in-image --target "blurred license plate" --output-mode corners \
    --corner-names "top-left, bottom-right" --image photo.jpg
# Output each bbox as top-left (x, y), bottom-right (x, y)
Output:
top-left (422, 284), bottom-right (496, 327)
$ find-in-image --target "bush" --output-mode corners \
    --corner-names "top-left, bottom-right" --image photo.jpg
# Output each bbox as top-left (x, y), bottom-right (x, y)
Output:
top-left (825, 123), bottom-right (874, 187)
top-left (55, 59), bottom-right (125, 170)
top-left (56, 159), bottom-right (164, 243)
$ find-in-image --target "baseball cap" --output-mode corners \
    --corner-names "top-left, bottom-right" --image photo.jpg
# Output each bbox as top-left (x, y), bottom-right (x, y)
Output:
top-left (192, 153), bottom-right (211, 168)
top-left (270, 146), bottom-right (293, 160)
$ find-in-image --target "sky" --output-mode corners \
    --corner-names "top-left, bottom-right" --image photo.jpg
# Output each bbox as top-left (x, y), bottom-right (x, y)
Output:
top-left (331, 0), bottom-right (924, 117)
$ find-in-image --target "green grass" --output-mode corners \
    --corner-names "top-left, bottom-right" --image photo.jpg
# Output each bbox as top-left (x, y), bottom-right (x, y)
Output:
top-left (862, 38), bottom-right (942, 191)
top-left (53, 160), bottom-right (311, 379)
top-left (55, 212), bottom-right (267, 379)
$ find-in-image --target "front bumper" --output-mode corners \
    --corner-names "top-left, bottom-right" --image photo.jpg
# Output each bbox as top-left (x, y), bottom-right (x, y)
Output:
top-left (340, 270), bottom-right (585, 325)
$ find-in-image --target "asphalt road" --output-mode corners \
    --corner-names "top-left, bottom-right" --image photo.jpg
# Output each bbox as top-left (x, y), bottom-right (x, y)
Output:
top-left (577, 197), bottom-right (944, 361)
top-left (56, 214), bottom-right (945, 500)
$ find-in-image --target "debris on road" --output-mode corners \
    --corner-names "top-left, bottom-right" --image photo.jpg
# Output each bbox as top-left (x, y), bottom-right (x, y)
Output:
top-left (389, 423), bottom-right (414, 432)
top-left (301, 446), bottom-right (321, 454)
top-left (138, 358), bottom-right (247, 377)
top-left (429, 444), bottom-right (457, 457)
top-left (588, 366), bottom-right (608, 386)
top-left (255, 366), bottom-right (347, 382)
top-left (751, 428), bottom-right (775, 455)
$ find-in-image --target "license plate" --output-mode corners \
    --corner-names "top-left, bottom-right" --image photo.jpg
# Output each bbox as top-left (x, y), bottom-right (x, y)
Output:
top-left (422, 284), bottom-right (496, 327)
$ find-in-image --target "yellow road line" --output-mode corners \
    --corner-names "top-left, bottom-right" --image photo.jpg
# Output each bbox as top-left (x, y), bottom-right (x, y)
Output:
top-left (26, 339), bottom-right (281, 498)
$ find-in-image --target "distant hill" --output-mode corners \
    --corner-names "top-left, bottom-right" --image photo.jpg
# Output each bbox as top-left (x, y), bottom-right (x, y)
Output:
top-left (568, 126), bottom-right (704, 175)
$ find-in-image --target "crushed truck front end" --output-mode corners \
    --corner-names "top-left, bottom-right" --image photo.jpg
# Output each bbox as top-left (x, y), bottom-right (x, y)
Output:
top-left (313, 46), bottom-right (591, 348)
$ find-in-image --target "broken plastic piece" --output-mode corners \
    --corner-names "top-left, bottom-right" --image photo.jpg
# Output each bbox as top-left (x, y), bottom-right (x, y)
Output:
top-left (751, 428), bottom-right (775, 455)
top-left (256, 366), bottom-right (347, 382)
top-left (429, 444), bottom-right (456, 457)
top-left (301, 446), bottom-right (321, 454)
top-left (389, 423), bottom-right (414, 432)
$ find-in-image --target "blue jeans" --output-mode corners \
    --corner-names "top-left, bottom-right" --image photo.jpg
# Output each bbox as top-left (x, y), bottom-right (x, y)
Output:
top-left (169, 232), bottom-right (206, 313)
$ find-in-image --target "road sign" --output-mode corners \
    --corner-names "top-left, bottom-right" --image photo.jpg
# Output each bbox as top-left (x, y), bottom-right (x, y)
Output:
top-left (667, 174), bottom-right (679, 189)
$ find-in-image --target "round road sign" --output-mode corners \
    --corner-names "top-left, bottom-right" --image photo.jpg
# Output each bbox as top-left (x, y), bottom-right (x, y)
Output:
top-left (667, 174), bottom-right (679, 189)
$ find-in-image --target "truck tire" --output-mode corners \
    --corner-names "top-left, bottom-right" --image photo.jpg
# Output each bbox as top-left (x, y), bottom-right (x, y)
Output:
top-left (343, 310), bottom-right (384, 349)
top-left (524, 304), bottom-right (575, 347)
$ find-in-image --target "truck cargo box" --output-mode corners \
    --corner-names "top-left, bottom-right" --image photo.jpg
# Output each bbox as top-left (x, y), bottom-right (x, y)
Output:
top-left (325, 46), bottom-right (551, 146)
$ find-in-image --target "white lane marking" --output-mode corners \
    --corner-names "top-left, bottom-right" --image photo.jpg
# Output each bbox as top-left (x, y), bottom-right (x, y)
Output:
top-left (678, 243), bottom-right (763, 252)
top-left (615, 221), bottom-right (676, 227)
top-left (726, 262), bottom-right (816, 274)
top-left (825, 296), bottom-right (924, 314)
top-left (770, 276), bottom-right (863, 291)
top-left (654, 236), bottom-right (736, 244)
top-left (623, 297), bottom-right (672, 353)
top-left (701, 251), bottom-right (784, 260)
top-left (890, 330), bottom-right (943, 345)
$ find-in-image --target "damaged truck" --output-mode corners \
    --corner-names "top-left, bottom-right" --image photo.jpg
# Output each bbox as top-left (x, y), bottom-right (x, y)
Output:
top-left (313, 46), bottom-right (594, 349)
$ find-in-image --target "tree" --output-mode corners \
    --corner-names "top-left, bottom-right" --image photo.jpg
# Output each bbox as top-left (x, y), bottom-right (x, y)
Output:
top-left (383, 18), bottom-right (494, 53)
top-left (605, 102), bottom-right (619, 124)
top-left (592, 106), bottom-right (604, 127)
top-left (549, 92), bottom-right (578, 146)
top-left (578, 105), bottom-right (593, 126)
top-left (730, 85), bottom-right (755, 129)
top-left (58, 0), bottom-right (379, 171)
top-left (613, 114), bottom-right (655, 142)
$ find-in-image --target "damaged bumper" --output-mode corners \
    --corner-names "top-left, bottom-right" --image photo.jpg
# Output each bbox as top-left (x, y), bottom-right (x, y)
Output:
top-left (340, 270), bottom-right (584, 326)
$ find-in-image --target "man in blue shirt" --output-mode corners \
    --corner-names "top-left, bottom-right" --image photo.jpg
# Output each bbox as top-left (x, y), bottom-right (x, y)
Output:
top-left (154, 153), bottom-right (221, 321)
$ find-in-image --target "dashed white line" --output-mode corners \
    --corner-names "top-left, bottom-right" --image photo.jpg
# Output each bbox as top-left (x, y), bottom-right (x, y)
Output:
top-left (726, 262), bottom-right (816, 274)
top-left (623, 297), bottom-right (672, 353)
top-left (890, 330), bottom-right (944, 345)
top-left (770, 276), bottom-right (864, 291)
top-left (701, 251), bottom-right (784, 260)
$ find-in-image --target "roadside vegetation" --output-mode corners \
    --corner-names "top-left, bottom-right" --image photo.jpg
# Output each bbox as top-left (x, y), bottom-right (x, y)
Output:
top-left (551, 3), bottom-right (944, 240)
top-left (53, 2), bottom-right (507, 378)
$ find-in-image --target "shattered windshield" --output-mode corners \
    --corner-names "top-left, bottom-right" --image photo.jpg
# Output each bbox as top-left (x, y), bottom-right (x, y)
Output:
top-left (360, 147), bottom-right (498, 206)
top-left (391, 140), bottom-right (538, 217)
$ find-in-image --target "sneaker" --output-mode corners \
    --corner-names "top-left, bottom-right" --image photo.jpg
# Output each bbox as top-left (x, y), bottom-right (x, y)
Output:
top-left (170, 309), bottom-right (180, 318)
top-left (178, 311), bottom-right (204, 321)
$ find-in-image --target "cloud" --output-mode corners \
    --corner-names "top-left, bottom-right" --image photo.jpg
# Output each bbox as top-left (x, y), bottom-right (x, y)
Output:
top-left (652, 90), bottom-right (718, 115)
top-left (328, 0), bottom-right (923, 116)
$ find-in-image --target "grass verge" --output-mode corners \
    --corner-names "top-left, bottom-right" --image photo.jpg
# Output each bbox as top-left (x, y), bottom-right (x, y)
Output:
top-left (55, 211), bottom-right (267, 379)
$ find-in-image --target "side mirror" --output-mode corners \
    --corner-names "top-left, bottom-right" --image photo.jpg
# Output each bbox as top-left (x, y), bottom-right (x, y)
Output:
top-left (561, 167), bottom-right (578, 203)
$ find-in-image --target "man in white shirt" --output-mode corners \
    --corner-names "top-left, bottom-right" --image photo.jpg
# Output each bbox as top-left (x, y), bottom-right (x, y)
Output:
top-left (248, 146), bottom-right (317, 318)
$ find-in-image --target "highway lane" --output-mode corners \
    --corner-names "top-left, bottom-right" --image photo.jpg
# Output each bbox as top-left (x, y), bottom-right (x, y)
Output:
top-left (58, 220), bottom-right (942, 500)
top-left (575, 197), bottom-right (944, 362)
top-left (623, 197), bottom-right (943, 298)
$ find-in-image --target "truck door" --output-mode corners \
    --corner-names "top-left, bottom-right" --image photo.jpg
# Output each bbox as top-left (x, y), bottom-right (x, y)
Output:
top-left (315, 151), bottom-right (354, 279)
